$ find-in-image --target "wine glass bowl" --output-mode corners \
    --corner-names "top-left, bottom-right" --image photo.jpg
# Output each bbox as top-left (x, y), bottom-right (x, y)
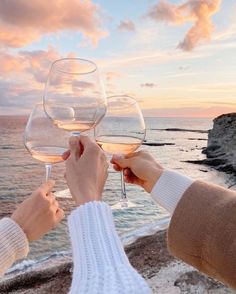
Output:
top-left (95, 95), bottom-right (146, 209)
top-left (24, 103), bottom-right (70, 180)
top-left (43, 58), bottom-right (107, 135)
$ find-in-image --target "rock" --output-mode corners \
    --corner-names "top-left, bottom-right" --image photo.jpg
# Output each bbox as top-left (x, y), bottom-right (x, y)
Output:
top-left (150, 128), bottom-right (208, 134)
top-left (184, 113), bottom-right (236, 176)
top-left (143, 142), bottom-right (175, 146)
top-left (1, 230), bottom-right (232, 294)
top-left (188, 138), bottom-right (207, 141)
top-left (204, 113), bottom-right (236, 171)
top-left (174, 271), bottom-right (227, 293)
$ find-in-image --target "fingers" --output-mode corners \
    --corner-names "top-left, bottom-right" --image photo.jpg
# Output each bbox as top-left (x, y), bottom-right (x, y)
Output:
top-left (49, 196), bottom-right (65, 223)
top-left (79, 135), bottom-right (97, 154)
top-left (62, 150), bottom-right (70, 160)
top-left (69, 135), bottom-right (95, 160)
top-left (52, 197), bottom-right (59, 211)
top-left (79, 135), bottom-right (93, 147)
top-left (112, 163), bottom-right (122, 172)
top-left (123, 168), bottom-right (135, 183)
top-left (123, 168), bottom-right (132, 177)
top-left (39, 180), bottom-right (55, 194)
top-left (111, 154), bottom-right (131, 169)
top-left (55, 208), bottom-right (65, 223)
top-left (69, 137), bottom-right (81, 160)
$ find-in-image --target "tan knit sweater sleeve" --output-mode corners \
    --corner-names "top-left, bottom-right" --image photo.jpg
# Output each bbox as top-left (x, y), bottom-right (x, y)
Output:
top-left (168, 180), bottom-right (236, 289)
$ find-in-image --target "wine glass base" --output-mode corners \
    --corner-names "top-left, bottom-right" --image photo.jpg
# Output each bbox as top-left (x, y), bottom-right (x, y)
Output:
top-left (111, 200), bottom-right (138, 210)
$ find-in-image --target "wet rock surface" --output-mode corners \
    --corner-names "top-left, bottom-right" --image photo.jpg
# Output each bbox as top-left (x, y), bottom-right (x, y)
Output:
top-left (183, 113), bottom-right (236, 176)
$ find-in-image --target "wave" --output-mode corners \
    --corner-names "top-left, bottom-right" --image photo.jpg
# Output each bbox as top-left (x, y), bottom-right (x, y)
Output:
top-left (121, 216), bottom-right (170, 246)
top-left (150, 128), bottom-right (208, 134)
top-left (5, 251), bottom-right (72, 280)
top-left (4, 217), bottom-right (170, 279)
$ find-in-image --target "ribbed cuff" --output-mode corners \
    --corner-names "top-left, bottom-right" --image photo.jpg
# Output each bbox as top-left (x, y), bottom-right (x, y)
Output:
top-left (0, 218), bottom-right (29, 276)
top-left (151, 170), bottom-right (194, 214)
top-left (68, 201), bottom-right (130, 280)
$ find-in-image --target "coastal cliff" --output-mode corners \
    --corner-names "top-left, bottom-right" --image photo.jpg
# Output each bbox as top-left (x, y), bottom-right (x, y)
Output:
top-left (185, 113), bottom-right (236, 178)
top-left (203, 113), bottom-right (236, 174)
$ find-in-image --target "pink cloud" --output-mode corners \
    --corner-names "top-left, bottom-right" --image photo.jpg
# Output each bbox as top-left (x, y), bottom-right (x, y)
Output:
top-left (0, 0), bottom-right (108, 48)
top-left (105, 71), bottom-right (121, 82)
top-left (141, 83), bottom-right (157, 88)
top-left (0, 47), bottom-right (71, 85)
top-left (118, 20), bottom-right (136, 32)
top-left (143, 106), bottom-right (235, 118)
top-left (0, 51), bottom-right (26, 74)
top-left (147, 0), bottom-right (222, 51)
top-left (20, 47), bottom-right (62, 83)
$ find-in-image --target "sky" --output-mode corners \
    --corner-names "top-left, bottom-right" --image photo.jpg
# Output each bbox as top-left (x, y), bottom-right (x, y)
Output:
top-left (0, 0), bottom-right (235, 118)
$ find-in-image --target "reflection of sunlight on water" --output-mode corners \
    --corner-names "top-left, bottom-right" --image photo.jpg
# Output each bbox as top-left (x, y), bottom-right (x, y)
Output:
top-left (0, 116), bottom-right (233, 273)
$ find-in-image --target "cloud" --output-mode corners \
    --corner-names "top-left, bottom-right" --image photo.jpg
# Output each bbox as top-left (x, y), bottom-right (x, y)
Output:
top-left (141, 83), bottom-right (157, 88)
top-left (143, 106), bottom-right (236, 118)
top-left (0, 47), bottom-right (71, 114)
top-left (0, 51), bottom-right (26, 74)
top-left (105, 71), bottom-right (121, 81)
top-left (0, 80), bottom-right (42, 111)
top-left (0, 0), bottom-right (108, 48)
top-left (20, 47), bottom-right (62, 83)
top-left (118, 20), bottom-right (136, 32)
top-left (146, 0), bottom-right (222, 51)
top-left (179, 65), bottom-right (190, 71)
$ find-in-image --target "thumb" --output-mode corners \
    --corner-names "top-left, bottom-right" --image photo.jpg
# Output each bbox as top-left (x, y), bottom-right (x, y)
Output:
top-left (62, 149), bottom-right (70, 160)
top-left (55, 208), bottom-right (65, 224)
top-left (112, 154), bottom-right (132, 169)
top-left (69, 136), bottom-right (81, 160)
top-left (40, 180), bottom-right (55, 194)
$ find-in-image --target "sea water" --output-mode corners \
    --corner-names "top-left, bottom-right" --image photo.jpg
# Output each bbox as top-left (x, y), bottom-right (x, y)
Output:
top-left (0, 116), bottom-right (233, 277)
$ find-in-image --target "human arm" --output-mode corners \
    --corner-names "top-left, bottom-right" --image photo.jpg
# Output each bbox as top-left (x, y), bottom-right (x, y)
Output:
top-left (64, 136), bottom-right (151, 294)
top-left (112, 151), bottom-right (236, 289)
top-left (0, 181), bottom-right (64, 276)
top-left (111, 151), bottom-right (193, 214)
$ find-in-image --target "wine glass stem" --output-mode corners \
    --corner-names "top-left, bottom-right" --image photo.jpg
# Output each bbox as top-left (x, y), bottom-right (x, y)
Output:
top-left (45, 163), bottom-right (52, 181)
top-left (120, 171), bottom-right (128, 203)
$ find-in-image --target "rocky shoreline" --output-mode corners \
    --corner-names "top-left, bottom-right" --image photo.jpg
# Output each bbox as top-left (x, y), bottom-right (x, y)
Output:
top-left (1, 113), bottom-right (236, 293)
top-left (183, 113), bottom-right (236, 178)
top-left (0, 230), bottom-right (232, 294)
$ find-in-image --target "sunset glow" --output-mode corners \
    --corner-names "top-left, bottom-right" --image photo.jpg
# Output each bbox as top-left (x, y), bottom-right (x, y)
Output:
top-left (0, 0), bottom-right (235, 118)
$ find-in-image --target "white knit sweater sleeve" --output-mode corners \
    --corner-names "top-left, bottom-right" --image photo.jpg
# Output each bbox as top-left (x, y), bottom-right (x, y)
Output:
top-left (0, 217), bottom-right (29, 276)
top-left (68, 201), bottom-right (151, 294)
top-left (151, 170), bottom-right (194, 214)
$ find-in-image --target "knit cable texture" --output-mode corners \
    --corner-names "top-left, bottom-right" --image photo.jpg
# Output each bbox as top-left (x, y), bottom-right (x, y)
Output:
top-left (151, 169), bottom-right (194, 214)
top-left (68, 201), bottom-right (152, 294)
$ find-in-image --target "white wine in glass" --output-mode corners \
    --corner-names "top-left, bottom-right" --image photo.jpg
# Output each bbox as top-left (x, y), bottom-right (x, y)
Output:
top-left (43, 58), bottom-right (107, 135)
top-left (24, 103), bottom-right (70, 181)
top-left (95, 95), bottom-right (146, 209)
top-left (96, 135), bottom-right (142, 154)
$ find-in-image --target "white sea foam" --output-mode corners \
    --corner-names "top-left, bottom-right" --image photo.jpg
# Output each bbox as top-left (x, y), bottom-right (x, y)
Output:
top-left (3, 217), bottom-right (170, 280)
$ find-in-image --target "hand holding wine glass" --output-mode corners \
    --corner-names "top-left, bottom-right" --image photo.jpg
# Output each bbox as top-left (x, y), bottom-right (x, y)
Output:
top-left (95, 95), bottom-right (146, 209)
top-left (64, 135), bottom-right (108, 206)
top-left (24, 103), bottom-right (70, 181)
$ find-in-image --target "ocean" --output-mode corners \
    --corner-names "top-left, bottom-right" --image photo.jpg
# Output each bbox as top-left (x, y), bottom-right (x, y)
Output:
top-left (0, 116), bottom-right (233, 278)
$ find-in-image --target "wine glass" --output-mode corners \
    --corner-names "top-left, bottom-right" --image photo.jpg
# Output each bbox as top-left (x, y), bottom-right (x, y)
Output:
top-left (43, 58), bottom-right (107, 136)
top-left (24, 103), bottom-right (70, 181)
top-left (95, 95), bottom-right (146, 209)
